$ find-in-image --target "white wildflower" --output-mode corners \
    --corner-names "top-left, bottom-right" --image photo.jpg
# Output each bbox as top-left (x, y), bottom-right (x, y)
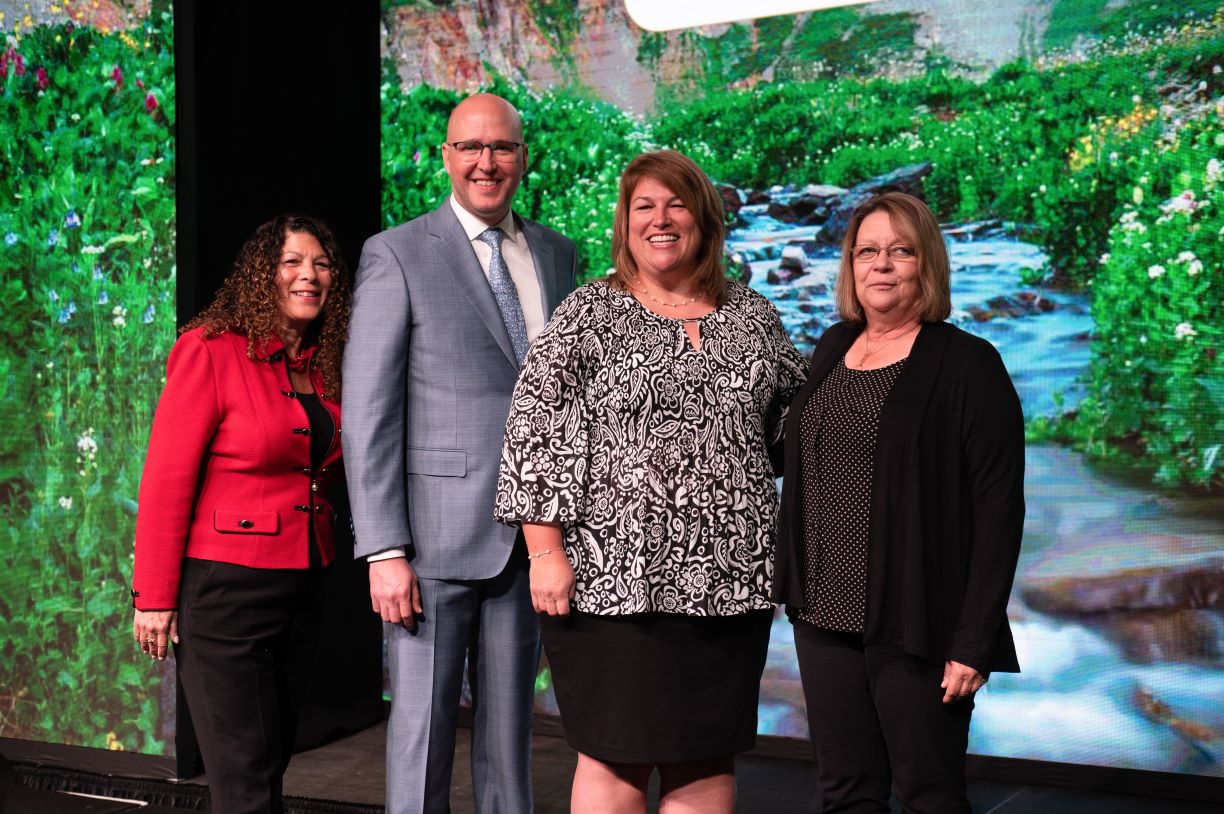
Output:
top-left (1160, 191), bottom-right (1198, 216)
top-left (58, 496), bottom-right (73, 510)
top-left (76, 431), bottom-right (97, 456)
top-left (1148, 265), bottom-right (1166, 279)
top-left (1174, 322), bottom-right (1197, 340)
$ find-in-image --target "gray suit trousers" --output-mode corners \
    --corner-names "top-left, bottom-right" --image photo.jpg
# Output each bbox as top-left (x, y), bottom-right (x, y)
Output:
top-left (385, 552), bottom-right (539, 814)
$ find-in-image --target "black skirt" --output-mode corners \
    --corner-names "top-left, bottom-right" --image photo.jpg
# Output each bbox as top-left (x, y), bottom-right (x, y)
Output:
top-left (540, 608), bottom-right (773, 764)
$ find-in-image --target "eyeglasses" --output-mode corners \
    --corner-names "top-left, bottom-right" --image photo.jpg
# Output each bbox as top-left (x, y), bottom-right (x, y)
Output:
top-left (851, 245), bottom-right (918, 263)
top-left (448, 140), bottom-right (524, 162)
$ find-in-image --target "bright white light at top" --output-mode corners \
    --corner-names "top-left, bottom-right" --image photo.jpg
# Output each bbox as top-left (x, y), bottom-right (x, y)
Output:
top-left (625, 0), bottom-right (879, 32)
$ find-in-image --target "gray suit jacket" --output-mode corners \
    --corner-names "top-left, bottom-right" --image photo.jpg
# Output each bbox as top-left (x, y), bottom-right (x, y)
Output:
top-left (343, 203), bottom-right (577, 580)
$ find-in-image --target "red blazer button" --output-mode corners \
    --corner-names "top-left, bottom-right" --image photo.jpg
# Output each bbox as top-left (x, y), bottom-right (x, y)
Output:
top-left (239, 519), bottom-right (254, 529)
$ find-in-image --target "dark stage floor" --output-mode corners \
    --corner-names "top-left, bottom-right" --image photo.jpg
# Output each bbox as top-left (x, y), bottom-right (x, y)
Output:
top-left (7, 723), bottom-right (1221, 813)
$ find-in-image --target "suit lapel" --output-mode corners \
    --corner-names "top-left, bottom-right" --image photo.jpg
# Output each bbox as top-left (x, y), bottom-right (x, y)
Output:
top-left (518, 216), bottom-right (563, 315)
top-left (427, 205), bottom-right (519, 369)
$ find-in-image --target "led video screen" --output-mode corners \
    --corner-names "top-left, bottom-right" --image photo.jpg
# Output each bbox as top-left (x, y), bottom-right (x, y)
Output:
top-left (378, 0), bottom-right (1223, 776)
top-left (0, 0), bottom-right (176, 755)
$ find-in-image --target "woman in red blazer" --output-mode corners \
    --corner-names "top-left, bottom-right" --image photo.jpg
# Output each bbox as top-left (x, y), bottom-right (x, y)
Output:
top-left (131, 214), bottom-right (351, 814)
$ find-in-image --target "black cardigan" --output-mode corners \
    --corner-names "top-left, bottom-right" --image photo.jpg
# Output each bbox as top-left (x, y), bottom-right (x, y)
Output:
top-left (773, 320), bottom-right (1025, 674)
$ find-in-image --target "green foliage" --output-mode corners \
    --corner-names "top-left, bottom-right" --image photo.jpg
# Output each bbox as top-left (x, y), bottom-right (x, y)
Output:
top-left (1045, 0), bottom-right (1114, 50)
top-left (379, 72), bottom-right (459, 228)
top-left (1046, 0), bottom-right (1223, 47)
top-left (636, 31), bottom-right (668, 70)
top-left (0, 10), bottom-right (176, 753)
top-left (780, 10), bottom-right (919, 80)
top-left (380, 68), bottom-right (646, 282)
top-left (1100, 1), bottom-right (1222, 38)
top-left (650, 48), bottom-right (1214, 287)
top-left (645, 8), bottom-right (921, 102)
top-left (1068, 125), bottom-right (1223, 488)
top-left (527, 0), bottom-right (582, 55)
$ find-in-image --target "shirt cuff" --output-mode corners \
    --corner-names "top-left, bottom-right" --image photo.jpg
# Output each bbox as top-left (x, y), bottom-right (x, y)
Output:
top-left (367, 548), bottom-right (407, 562)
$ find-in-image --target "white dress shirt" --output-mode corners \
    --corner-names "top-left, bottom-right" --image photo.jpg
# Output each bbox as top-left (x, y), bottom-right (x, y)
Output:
top-left (449, 196), bottom-right (547, 343)
top-left (369, 197), bottom-right (547, 563)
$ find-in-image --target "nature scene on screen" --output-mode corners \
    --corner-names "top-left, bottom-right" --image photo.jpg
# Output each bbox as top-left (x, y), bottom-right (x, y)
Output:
top-left (379, 0), bottom-right (1224, 776)
top-left (0, 0), bottom-right (176, 754)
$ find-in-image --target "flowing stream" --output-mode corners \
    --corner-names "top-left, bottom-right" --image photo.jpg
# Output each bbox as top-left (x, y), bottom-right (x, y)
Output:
top-left (736, 206), bottom-right (1224, 776)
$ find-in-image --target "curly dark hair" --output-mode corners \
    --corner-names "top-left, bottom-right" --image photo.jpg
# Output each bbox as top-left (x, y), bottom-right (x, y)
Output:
top-left (184, 214), bottom-right (352, 399)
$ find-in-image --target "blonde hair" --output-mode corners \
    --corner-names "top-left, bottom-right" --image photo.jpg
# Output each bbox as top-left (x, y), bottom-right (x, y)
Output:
top-left (834, 192), bottom-right (951, 324)
top-left (609, 150), bottom-right (728, 306)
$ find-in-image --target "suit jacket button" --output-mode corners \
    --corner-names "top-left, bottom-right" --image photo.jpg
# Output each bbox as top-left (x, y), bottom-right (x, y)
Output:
top-left (239, 519), bottom-right (254, 529)
top-left (311, 481), bottom-right (319, 493)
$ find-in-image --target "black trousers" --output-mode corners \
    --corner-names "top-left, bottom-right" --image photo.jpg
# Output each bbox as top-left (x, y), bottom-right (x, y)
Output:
top-left (793, 621), bottom-right (974, 814)
top-left (175, 558), bottom-right (324, 814)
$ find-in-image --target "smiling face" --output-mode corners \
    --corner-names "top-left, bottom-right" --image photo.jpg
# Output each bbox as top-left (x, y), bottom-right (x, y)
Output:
top-left (275, 230), bottom-right (333, 334)
top-left (441, 94), bottom-right (528, 226)
top-left (626, 176), bottom-right (701, 281)
top-left (851, 209), bottom-right (922, 322)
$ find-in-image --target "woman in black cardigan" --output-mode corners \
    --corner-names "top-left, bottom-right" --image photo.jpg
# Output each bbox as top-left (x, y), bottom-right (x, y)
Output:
top-left (774, 192), bottom-right (1025, 813)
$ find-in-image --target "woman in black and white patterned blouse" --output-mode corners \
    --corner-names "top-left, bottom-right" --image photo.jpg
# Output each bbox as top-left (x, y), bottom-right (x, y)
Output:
top-left (774, 192), bottom-right (1025, 813)
top-left (496, 150), bottom-right (806, 813)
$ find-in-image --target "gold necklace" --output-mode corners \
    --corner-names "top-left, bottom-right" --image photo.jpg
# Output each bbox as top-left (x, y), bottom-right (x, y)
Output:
top-left (856, 323), bottom-right (919, 369)
top-left (631, 278), bottom-right (700, 308)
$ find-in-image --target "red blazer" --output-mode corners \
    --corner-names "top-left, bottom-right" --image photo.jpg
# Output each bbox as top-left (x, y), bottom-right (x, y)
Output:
top-left (131, 327), bottom-right (344, 610)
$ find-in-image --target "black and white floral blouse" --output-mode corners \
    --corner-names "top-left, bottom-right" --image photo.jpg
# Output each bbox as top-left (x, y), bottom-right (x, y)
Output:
top-left (495, 281), bottom-right (808, 616)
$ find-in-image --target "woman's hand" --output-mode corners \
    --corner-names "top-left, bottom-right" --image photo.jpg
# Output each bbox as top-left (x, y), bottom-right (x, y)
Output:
top-left (941, 660), bottom-right (985, 703)
top-left (530, 551), bottom-right (576, 616)
top-left (133, 609), bottom-right (179, 661)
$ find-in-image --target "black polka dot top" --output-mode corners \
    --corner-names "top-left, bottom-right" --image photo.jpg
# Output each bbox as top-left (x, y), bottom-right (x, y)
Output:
top-left (791, 356), bottom-right (906, 632)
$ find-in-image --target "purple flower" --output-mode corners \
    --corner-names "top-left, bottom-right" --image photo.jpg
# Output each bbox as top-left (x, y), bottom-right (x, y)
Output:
top-left (35, 66), bottom-right (48, 91)
top-left (93, 267), bottom-right (105, 281)
top-left (111, 65), bottom-right (123, 89)
top-left (144, 92), bottom-right (158, 114)
top-left (98, 290), bottom-right (108, 305)
top-left (58, 307), bottom-right (73, 324)
top-left (48, 229), bottom-right (59, 247)
top-left (413, 150), bottom-right (421, 163)
top-left (49, 289), bottom-right (59, 303)
top-left (142, 304), bottom-right (155, 323)
top-left (3, 232), bottom-right (16, 246)
top-left (64, 210), bottom-right (81, 229)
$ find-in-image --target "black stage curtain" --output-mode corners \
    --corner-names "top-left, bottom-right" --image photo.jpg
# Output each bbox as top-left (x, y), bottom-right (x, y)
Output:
top-left (174, 0), bottom-right (384, 779)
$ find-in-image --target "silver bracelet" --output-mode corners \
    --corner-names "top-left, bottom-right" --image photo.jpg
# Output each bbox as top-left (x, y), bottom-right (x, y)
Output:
top-left (527, 548), bottom-right (559, 560)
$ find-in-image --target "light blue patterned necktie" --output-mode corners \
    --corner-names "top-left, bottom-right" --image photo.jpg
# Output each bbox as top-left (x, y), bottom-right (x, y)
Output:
top-left (477, 227), bottom-right (528, 366)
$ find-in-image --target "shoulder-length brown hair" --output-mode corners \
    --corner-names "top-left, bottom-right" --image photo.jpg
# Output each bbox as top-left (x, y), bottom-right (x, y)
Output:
top-left (609, 150), bottom-right (728, 306)
top-left (184, 214), bottom-right (352, 399)
top-left (834, 191), bottom-right (951, 324)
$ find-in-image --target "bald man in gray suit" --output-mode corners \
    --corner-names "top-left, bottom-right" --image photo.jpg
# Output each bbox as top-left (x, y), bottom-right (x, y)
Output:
top-left (343, 94), bottom-right (577, 813)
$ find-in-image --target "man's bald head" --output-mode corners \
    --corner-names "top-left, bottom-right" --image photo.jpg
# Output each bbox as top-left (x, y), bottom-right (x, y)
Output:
top-left (446, 94), bottom-right (523, 142)
top-left (442, 93), bottom-right (529, 226)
